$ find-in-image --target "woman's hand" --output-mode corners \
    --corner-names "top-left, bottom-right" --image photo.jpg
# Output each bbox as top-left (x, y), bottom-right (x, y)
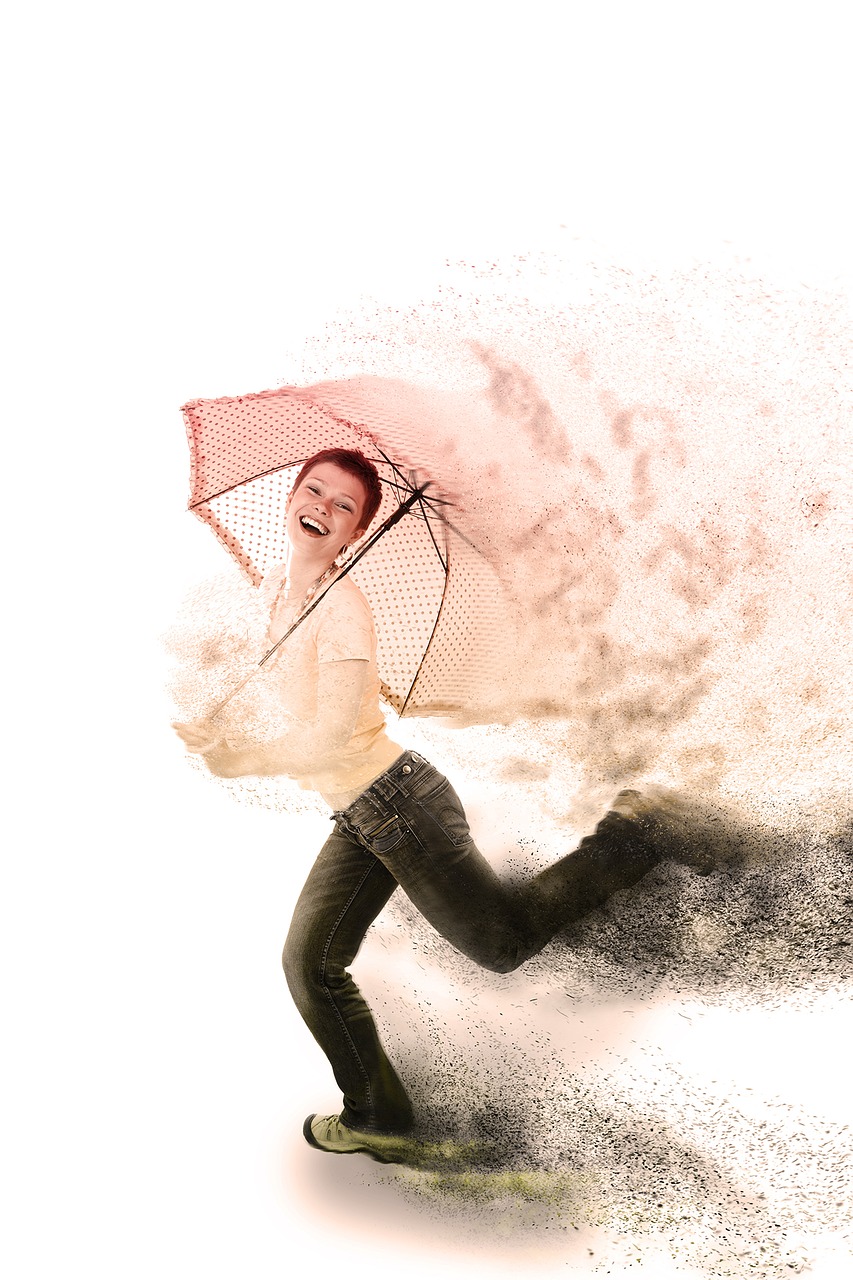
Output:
top-left (172, 720), bottom-right (258, 778)
top-left (172, 719), bottom-right (220, 753)
top-left (171, 655), bottom-right (368, 781)
top-left (201, 741), bottom-right (258, 778)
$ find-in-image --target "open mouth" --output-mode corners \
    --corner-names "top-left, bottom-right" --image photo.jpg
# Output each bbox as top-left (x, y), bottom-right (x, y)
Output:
top-left (300, 516), bottom-right (329, 537)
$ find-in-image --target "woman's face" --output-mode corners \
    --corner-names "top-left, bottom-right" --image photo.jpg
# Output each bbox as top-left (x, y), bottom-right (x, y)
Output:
top-left (286, 462), bottom-right (368, 562)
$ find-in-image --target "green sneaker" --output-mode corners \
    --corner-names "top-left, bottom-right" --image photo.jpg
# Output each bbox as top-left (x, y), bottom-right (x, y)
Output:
top-left (302, 1113), bottom-right (411, 1164)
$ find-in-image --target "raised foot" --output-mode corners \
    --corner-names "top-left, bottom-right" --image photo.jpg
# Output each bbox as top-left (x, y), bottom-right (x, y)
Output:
top-left (608, 784), bottom-right (741, 874)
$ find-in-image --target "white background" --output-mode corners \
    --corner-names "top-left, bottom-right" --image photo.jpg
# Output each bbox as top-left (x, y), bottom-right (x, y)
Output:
top-left (5, 3), bottom-right (852, 1277)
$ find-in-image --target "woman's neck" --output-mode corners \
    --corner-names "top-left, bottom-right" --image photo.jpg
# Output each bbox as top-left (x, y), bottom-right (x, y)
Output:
top-left (281, 545), bottom-right (338, 604)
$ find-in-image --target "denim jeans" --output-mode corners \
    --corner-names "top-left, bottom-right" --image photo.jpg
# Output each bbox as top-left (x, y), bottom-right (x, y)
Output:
top-left (282, 750), bottom-right (659, 1134)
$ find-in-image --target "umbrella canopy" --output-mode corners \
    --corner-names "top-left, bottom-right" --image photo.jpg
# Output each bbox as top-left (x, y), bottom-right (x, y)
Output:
top-left (181, 384), bottom-right (512, 717)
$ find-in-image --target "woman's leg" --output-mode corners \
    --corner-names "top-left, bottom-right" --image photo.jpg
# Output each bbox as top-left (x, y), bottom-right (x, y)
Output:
top-left (282, 826), bottom-right (414, 1135)
top-left (293, 756), bottom-right (733, 1144)
top-left (338, 753), bottom-right (662, 975)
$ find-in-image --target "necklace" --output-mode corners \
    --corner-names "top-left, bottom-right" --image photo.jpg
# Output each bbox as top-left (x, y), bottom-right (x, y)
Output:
top-left (269, 558), bottom-right (342, 634)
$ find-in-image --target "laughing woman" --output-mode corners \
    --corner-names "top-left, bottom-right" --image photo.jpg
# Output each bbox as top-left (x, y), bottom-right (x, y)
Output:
top-left (174, 447), bottom-right (717, 1161)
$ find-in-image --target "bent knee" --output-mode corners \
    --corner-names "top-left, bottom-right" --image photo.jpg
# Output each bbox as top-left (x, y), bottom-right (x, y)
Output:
top-left (477, 944), bottom-right (524, 975)
top-left (282, 931), bottom-right (349, 1002)
top-left (281, 931), bottom-right (318, 1000)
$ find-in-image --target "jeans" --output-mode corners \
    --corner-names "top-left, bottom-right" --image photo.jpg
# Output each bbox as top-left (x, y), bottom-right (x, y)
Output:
top-left (282, 750), bottom-right (659, 1134)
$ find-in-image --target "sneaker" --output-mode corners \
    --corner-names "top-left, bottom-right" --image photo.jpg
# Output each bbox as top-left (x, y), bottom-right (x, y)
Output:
top-left (609, 784), bottom-right (737, 874)
top-left (302, 1113), bottom-right (411, 1164)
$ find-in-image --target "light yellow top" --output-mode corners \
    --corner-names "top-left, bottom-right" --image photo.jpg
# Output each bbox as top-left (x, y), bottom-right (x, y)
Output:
top-left (263, 568), bottom-right (404, 809)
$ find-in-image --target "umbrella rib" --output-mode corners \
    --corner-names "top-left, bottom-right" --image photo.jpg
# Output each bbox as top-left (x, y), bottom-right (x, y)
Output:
top-left (420, 496), bottom-right (448, 573)
top-left (399, 523), bottom-right (452, 717)
top-left (192, 456), bottom-right (423, 509)
top-left (193, 461), bottom-right (314, 508)
top-left (372, 442), bottom-right (413, 491)
top-left (424, 505), bottom-right (483, 554)
top-left (368, 444), bottom-right (459, 526)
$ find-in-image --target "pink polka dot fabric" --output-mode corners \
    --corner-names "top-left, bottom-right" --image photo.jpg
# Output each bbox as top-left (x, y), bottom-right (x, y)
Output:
top-left (181, 385), bottom-right (510, 717)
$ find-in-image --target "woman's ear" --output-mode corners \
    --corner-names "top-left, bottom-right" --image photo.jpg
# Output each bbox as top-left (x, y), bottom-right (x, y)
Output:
top-left (337, 530), bottom-right (367, 563)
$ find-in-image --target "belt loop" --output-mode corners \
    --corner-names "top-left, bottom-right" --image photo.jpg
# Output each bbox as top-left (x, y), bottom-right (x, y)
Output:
top-left (372, 773), bottom-right (401, 801)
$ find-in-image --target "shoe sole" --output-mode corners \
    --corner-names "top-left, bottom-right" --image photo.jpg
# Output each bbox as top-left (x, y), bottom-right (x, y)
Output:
top-left (302, 1114), bottom-right (405, 1164)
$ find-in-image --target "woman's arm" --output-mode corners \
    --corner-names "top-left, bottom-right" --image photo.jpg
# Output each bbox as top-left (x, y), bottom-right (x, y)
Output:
top-left (173, 659), bottom-right (368, 779)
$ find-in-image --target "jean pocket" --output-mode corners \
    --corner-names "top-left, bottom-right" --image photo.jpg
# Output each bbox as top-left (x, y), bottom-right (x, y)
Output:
top-left (413, 778), bottom-right (472, 848)
top-left (357, 813), bottom-right (409, 855)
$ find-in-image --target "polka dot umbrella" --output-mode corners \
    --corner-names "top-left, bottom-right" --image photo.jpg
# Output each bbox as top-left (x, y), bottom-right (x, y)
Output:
top-left (181, 382), bottom-right (511, 718)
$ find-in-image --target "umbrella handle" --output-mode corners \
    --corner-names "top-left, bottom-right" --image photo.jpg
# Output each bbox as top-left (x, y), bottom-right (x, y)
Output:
top-left (206, 671), bottom-right (256, 721)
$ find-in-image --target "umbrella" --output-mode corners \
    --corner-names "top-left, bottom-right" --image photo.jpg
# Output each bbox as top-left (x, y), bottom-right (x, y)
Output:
top-left (181, 383), bottom-right (512, 718)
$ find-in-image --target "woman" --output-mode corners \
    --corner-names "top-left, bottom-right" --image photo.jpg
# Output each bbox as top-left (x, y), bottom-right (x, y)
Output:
top-left (175, 447), bottom-right (713, 1162)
